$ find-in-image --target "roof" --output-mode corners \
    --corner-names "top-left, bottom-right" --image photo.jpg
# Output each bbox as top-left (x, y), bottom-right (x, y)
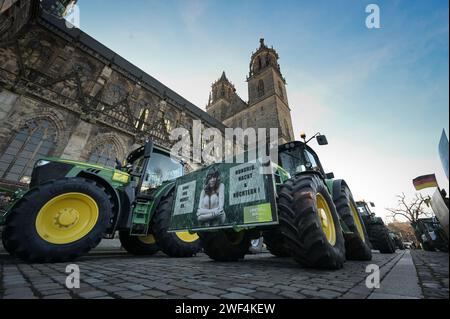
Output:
top-left (36, 9), bottom-right (227, 132)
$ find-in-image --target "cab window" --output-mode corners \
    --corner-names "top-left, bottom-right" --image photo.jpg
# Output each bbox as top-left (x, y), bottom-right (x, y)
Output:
top-left (133, 151), bottom-right (183, 192)
top-left (304, 149), bottom-right (321, 173)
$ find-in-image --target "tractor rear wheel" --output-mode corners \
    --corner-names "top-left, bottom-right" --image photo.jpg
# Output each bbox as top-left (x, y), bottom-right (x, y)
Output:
top-left (334, 184), bottom-right (372, 261)
top-left (3, 178), bottom-right (112, 262)
top-left (369, 224), bottom-right (396, 253)
top-left (278, 173), bottom-right (346, 269)
top-left (263, 230), bottom-right (290, 257)
top-left (119, 231), bottom-right (160, 255)
top-left (200, 231), bottom-right (251, 261)
top-left (152, 191), bottom-right (201, 257)
top-left (2, 227), bottom-right (15, 256)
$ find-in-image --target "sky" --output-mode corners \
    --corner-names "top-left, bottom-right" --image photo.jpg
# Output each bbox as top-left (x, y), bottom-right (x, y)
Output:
top-left (74, 0), bottom-right (449, 221)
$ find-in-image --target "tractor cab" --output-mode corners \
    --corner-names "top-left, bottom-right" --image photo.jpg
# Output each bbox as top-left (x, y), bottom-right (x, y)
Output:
top-left (278, 134), bottom-right (331, 179)
top-left (124, 142), bottom-right (184, 195)
top-left (355, 201), bottom-right (376, 218)
top-left (122, 141), bottom-right (186, 236)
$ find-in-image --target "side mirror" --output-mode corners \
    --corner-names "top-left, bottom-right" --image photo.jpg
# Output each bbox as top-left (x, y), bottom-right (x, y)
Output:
top-left (370, 202), bottom-right (375, 207)
top-left (316, 135), bottom-right (328, 145)
top-left (325, 172), bottom-right (335, 179)
top-left (143, 140), bottom-right (154, 158)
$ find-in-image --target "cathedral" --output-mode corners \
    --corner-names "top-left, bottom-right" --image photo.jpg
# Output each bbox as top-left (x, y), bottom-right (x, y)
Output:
top-left (0, 1), bottom-right (295, 190)
top-left (206, 39), bottom-right (295, 144)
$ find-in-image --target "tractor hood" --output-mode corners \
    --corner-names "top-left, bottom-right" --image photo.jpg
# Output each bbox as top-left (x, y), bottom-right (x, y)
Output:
top-left (30, 157), bottom-right (130, 188)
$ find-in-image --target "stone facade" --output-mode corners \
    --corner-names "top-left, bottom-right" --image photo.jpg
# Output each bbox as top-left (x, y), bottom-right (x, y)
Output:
top-left (206, 39), bottom-right (295, 144)
top-left (0, 1), bottom-right (225, 186)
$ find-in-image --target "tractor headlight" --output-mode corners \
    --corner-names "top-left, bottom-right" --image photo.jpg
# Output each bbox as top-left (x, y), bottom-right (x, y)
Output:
top-left (35, 160), bottom-right (50, 167)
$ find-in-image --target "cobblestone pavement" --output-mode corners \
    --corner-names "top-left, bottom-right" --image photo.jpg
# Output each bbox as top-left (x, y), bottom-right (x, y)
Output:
top-left (0, 249), bottom-right (411, 299)
top-left (411, 250), bottom-right (449, 299)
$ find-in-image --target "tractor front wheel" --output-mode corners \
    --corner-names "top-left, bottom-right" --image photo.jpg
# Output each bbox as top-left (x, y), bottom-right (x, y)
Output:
top-left (200, 231), bottom-right (251, 261)
top-left (119, 231), bottom-right (160, 255)
top-left (278, 173), bottom-right (346, 269)
top-left (3, 177), bottom-right (112, 262)
top-left (369, 224), bottom-right (396, 253)
top-left (152, 191), bottom-right (201, 257)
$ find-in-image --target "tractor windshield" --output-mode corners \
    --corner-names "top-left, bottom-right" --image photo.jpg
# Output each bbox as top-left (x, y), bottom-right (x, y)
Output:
top-left (133, 151), bottom-right (183, 192)
top-left (279, 143), bottom-right (325, 177)
top-left (356, 204), bottom-right (370, 217)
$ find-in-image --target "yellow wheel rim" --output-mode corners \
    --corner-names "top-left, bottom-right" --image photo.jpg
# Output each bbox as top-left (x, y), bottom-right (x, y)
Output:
top-left (139, 234), bottom-right (156, 245)
top-left (350, 201), bottom-right (366, 242)
top-left (35, 193), bottom-right (99, 244)
top-left (175, 231), bottom-right (199, 243)
top-left (316, 193), bottom-right (336, 246)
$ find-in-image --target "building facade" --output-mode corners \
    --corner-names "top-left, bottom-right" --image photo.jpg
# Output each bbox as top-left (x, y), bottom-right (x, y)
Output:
top-left (206, 39), bottom-right (295, 144)
top-left (0, 1), bottom-right (225, 187)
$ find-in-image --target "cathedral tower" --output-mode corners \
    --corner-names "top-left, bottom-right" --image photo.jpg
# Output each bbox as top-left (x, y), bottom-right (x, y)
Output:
top-left (206, 39), bottom-right (295, 144)
top-left (247, 38), bottom-right (294, 143)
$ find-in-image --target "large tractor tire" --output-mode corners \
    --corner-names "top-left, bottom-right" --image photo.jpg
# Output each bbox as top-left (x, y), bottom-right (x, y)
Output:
top-left (2, 178), bottom-right (112, 263)
top-left (369, 224), bottom-right (396, 253)
top-left (2, 227), bottom-right (15, 256)
top-left (152, 191), bottom-right (201, 257)
top-left (119, 230), bottom-right (160, 256)
top-left (422, 241), bottom-right (435, 252)
top-left (333, 184), bottom-right (372, 261)
top-left (263, 230), bottom-right (290, 257)
top-left (200, 230), bottom-right (251, 261)
top-left (278, 173), bottom-right (346, 270)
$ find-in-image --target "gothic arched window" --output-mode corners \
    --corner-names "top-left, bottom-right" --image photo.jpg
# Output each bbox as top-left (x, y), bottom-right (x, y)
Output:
top-left (136, 108), bottom-right (150, 131)
top-left (88, 142), bottom-right (117, 167)
top-left (257, 79), bottom-right (265, 97)
top-left (0, 118), bottom-right (57, 183)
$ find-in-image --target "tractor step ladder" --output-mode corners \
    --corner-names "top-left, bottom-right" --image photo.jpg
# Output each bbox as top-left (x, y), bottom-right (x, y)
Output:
top-left (129, 198), bottom-right (153, 236)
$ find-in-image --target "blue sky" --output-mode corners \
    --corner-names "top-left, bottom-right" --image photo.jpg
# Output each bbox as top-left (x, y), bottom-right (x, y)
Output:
top-left (75, 0), bottom-right (449, 220)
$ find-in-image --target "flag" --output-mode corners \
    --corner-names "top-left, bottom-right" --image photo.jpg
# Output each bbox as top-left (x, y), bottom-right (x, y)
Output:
top-left (413, 174), bottom-right (438, 190)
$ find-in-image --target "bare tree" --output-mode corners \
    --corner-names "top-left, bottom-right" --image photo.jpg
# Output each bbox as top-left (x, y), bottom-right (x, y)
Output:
top-left (386, 193), bottom-right (432, 223)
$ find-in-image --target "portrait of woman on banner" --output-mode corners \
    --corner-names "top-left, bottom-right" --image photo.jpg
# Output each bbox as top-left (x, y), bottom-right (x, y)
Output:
top-left (196, 167), bottom-right (226, 226)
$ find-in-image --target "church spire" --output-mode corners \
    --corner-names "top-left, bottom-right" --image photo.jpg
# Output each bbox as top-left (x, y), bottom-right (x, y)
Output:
top-left (219, 71), bottom-right (228, 82)
top-left (207, 71), bottom-right (236, 108)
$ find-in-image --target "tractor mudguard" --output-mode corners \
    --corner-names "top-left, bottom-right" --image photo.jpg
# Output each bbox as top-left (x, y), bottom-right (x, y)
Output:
top-left (77, 171), bottom-right (121, 234)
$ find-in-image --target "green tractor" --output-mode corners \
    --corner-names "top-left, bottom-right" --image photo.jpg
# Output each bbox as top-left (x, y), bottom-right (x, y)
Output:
top-left (412, 217), bottom-right (449, 252)
top-left (176, 134), bottom-right (372, 270)
top-left (355, 200), bottom-right (396, 254)
top-left (389, 231), bottom-right (405, 250)
top-left (0, 141), bottom-right (201, 262)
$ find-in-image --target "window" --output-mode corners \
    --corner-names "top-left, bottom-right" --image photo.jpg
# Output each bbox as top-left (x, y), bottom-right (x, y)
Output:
top-left (304, 149), bottom-right (321, 173)
top-left (0, 119), bottom-right (57, 182)
top-left (135, 108), bottom-right (149, 131)
top-left (135, 151), bottom-right (184, 192)
top-left (88, 142), bottom-right (117, 167)
top-left (257, 79), bottom-right (265, 97)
